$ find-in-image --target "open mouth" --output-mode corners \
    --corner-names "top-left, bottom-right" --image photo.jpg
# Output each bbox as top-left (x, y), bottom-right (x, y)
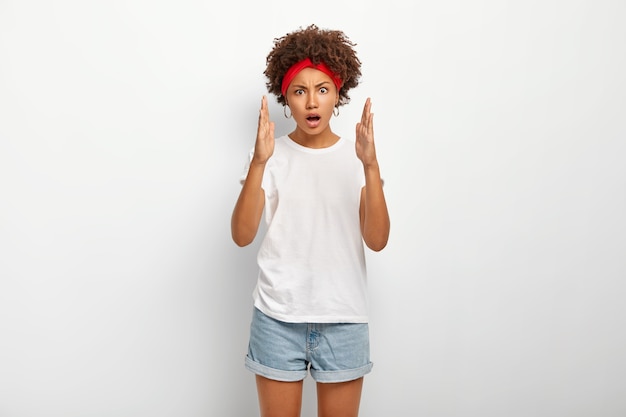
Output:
top-left (305, 114), bottom-right (321, 128)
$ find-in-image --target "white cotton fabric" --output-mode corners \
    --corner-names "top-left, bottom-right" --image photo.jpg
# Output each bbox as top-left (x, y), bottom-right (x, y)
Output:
top-left (240, 135), bottom-right (368, 323)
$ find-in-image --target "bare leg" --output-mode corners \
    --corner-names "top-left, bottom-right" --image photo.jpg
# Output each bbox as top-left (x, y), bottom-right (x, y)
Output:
top-left (316, 377), bottom-right (364, 417)
top-left (256, 375), bottom-right (304, 417)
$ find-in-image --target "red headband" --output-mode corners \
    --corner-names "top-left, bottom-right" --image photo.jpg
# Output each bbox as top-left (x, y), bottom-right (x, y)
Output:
top-left (281, 58), bottom-right (343, 96)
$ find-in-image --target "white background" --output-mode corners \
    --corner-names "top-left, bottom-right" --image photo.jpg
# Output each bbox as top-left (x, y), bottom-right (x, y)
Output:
top-left (1, 1), bottom-right (625, 416)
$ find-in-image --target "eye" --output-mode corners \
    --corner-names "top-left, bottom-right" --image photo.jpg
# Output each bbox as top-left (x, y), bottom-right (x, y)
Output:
top-left (319, 87), bottom-right (328, 94)
top-left (295, 89), bottom-right (305, 95)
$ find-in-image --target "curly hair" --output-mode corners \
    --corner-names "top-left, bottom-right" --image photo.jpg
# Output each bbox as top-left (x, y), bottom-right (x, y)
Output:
top-left (264, 24), bottom-right (362, 107)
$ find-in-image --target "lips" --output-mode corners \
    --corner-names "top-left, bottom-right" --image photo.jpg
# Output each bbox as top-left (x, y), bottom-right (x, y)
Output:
top-left (305, 113), bottom-right (321, 128)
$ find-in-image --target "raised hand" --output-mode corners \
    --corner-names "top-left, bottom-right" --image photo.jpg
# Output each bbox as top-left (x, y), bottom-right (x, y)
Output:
top-left (253, 95), bottom-right (275, 164)
top-left (354, 97), bottom-right (389, 251)
top-left (231, 96), bottom-right (274, 247)
top-left (355, 97), bottom-right (377, 167)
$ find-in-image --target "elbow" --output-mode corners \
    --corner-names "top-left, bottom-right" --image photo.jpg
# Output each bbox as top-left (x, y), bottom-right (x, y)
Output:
top-left (230, 220), bottom-right (248, 246)
top-left (231, 215), bottom-right (258, 247)
top-left (363, 230), bottom-right (389, 252)
top-left (231, 220), bottom-right (259, 247)
top-left (231, 231), bottom-right (254, 247)
top-left (363, 220), bottom-right (390, 252)
top-left (232, 238), bottom-right (249, 247)
top-left (365, 238), bottom-right (388, 252)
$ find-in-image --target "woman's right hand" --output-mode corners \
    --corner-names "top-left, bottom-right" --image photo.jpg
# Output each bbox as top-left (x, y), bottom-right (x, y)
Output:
top-left (232, 96), bottom-right (273, 246)
top-left (253, 95), bottom-right (275, 164)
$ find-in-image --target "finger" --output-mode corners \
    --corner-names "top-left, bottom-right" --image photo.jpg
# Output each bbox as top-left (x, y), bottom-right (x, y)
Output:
top-left (364, 98), bottom-right (374, 128)
top-left (258, 96), bottom-right (264, 120)
top-left (360, 97), bottom-right (370, 125)
top-left (262, 96), bottom-right (268, 115)
top-left (259, 96), bottom-right (270, 127)
top-left (360, 102), bottom-right (365, 124)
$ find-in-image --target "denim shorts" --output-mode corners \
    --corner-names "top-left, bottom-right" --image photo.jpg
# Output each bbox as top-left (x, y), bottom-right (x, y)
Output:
top-left (245, 307), bottom-right (373, 383)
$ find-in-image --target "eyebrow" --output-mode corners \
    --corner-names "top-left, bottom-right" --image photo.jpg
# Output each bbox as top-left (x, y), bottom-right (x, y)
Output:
top-left (291, 81), bottom-right (331, 89)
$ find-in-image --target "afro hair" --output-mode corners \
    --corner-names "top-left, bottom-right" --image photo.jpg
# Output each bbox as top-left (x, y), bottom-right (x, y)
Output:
top-left (264, 24), bottom-right (362, 106)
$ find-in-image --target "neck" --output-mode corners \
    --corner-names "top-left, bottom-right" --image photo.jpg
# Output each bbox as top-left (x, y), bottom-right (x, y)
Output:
top-left (289, 127), bottom-right (339, 149)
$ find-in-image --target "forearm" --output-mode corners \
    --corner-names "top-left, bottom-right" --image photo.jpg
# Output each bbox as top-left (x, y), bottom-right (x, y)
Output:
top-left (361, 162), bottom-right (390, 251)
top-left (231, 161), bottom-right (266, 247)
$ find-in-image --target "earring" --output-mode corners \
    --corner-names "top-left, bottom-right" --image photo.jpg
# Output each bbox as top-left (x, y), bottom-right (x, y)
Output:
top-left (333, 106), bottom-right (340, 117)
top-left (283, 106), bottom-right (292, 118)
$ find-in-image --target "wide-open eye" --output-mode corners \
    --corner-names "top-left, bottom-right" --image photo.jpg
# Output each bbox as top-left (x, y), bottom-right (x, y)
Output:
top-left (319, 87), bottom-right (328, 94)
top-left (295, 89), bottom-right (305, 95)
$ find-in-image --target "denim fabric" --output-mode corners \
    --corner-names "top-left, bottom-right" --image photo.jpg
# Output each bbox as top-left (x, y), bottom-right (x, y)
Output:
top-left (245, 307), bottom-right (373, 383)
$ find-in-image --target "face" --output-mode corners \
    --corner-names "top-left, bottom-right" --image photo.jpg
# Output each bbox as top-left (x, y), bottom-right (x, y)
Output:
top-left (284, 67), bottom-right (339, 136)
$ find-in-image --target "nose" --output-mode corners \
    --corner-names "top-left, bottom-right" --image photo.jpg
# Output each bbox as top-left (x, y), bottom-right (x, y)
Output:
top-left (306, 93), bottom-right (318, 109)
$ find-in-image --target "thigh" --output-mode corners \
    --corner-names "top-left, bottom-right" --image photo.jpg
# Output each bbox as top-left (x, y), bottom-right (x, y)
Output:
top-left (256, 375), bottom-right (304, 417)
top-left (316, 377), bottom-right (364, 417)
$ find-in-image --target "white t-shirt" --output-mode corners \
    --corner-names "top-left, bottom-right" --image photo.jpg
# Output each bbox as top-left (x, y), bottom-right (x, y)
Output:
top-left (240, 135), bottom-right (368, 323)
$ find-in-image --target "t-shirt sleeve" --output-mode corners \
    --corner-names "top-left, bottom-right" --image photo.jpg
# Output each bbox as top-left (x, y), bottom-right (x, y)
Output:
top-left (239, 147), bottom-right (255, 185)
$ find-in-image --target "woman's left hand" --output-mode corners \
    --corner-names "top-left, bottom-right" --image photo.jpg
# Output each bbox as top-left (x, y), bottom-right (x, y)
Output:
top-left (355, 97), bottom-right (378, 167)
